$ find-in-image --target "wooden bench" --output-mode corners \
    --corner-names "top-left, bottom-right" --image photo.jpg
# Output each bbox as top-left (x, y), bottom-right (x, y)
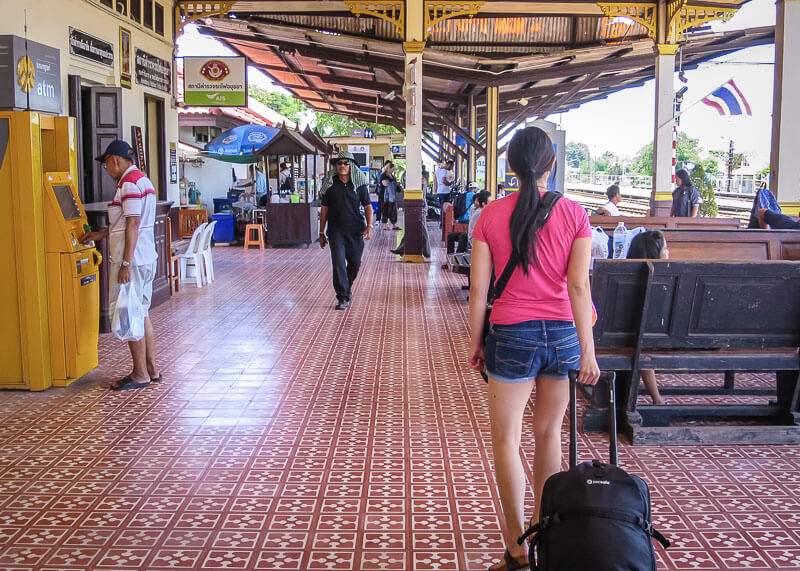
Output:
top-left (587, 259), bottom-right (800, 445)
top-left (588, 215), bottom-right (741, 233)
top-left (441, 202), bottom-right (469, 243)
top-left (658, 228), bottom-right (800, 261)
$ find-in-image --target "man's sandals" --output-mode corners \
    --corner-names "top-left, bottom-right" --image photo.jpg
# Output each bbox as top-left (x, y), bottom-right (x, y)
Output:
top-left (110, 376), bottom-right (150, 391)
top-left (110, 374), bottom-right (163, 390)
top-left (488, 550), bottom-right (529, 571)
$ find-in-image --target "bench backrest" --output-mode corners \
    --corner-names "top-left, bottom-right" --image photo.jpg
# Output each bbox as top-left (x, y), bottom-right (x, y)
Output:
top-left (592, 260), bottom-right (800, 350)
top-left (589, 216), bottom-right (741, 233)
top-left (659, 229), bottom-right (800, 261)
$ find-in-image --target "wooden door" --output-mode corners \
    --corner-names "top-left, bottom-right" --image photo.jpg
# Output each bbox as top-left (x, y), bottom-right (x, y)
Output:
top-left (67, 75), bottom-right (87, 203)
top-left (86, 87), bottom-right (123, 203)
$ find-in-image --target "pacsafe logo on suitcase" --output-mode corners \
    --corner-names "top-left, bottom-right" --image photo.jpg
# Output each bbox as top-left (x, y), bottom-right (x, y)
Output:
top-left (519, 371), bottom-right (669, 571)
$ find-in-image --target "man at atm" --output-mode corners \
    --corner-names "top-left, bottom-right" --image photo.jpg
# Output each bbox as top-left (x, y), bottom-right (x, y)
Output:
top-left (80, 140), bottom-right (161, 391)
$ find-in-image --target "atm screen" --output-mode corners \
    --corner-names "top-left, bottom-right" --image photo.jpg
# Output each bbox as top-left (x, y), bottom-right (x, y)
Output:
top-left (53, 186), bottom-right (82, 220)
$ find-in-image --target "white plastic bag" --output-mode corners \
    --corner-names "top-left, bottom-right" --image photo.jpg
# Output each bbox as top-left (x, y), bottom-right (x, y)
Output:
top-left (590, 226), bottom-right (609, 268)
top-left (112, 282), bottom-right (145, 341)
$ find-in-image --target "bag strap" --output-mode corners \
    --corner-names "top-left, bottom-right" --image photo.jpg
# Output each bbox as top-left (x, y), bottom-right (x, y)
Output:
top-left (491, 192), bottom-right (562, 303)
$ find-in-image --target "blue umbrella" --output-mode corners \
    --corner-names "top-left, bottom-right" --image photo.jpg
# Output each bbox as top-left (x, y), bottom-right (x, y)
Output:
top-left (204, 124), bottom-right (279, 163)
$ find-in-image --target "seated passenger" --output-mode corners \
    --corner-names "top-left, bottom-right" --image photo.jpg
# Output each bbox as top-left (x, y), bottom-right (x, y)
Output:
top-left (627, 230), bottom-right (668, 406)
top-left (595, 183), bottom-right (621, 216)
top-left (443, 190), bottom-right (491, 267)
top-left (758, 208), bottom-right (800, 230)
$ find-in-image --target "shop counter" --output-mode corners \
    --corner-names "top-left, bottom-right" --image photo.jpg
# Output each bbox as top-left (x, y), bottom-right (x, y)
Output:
top-left (266, 202), bottom-right (320, 247)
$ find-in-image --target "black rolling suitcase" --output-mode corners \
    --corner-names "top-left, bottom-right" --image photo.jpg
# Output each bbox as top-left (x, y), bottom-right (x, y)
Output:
top-left (519, 370), bottom-right (669, 570)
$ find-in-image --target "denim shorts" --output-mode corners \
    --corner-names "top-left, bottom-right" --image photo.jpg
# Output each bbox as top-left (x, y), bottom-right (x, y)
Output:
top-left (485, 320), bottom-right (581, 383)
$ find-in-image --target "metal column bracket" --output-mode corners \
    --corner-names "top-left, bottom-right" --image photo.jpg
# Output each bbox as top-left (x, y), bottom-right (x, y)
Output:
top-left (424, 1), bottom-right (485, 39)
top-left (597, 1), bottom-right (738, 42)
top-left (175, 1), bottom-right (236, 37)
top-left (344, 1), bottom-right (406, 36)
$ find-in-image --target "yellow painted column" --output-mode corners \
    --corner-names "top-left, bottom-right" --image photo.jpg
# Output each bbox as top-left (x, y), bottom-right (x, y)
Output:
top-left (485, 86), bottom-right (499, 198)
top-left (651, 43), bottom-right (678, 216)
top-left (771, 0), bottom-right (800, 216)
top-left (402, 0), bottom-right (426, 262)
top-left (468, 95), bottom-right (477, 183)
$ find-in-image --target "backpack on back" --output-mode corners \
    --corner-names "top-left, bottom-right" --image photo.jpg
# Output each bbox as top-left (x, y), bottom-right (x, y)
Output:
top-left (452, 192), bottom-right (469, 220)
top-left (519, 371), bottom-right (669, 570)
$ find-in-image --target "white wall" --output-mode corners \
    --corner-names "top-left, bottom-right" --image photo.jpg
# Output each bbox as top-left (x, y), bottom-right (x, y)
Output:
top-left (183, 157), bottom-right (249, 209)
top-left (1, 0), bottom-right (180, 202)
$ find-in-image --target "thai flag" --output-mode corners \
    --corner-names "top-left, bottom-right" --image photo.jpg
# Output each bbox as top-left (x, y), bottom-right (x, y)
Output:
top-left (701, 79), bottom-right (752, 116)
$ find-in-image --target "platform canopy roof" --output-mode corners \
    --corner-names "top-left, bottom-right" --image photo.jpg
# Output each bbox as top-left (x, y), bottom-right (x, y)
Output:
top-left (190, 0), bottom-right (772, 130)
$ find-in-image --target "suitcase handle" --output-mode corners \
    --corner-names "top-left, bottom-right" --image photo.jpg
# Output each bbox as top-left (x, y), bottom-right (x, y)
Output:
top-left (568, 369), bottom-right (618, 468)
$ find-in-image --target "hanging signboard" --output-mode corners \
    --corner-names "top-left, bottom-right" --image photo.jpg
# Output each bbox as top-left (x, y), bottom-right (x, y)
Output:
top-left (169, 142), bottom-right (178, 184)
top-left (183, 56), bottom-right (246, 107)
top-left (135, 48), bottom-right (170, 93)
top-left (119, 27), bottom-right (132, 89)
top-left (0, 35), bottom-right (62, 114)
top-left (131, 126), bottom-right (146, 173)
top-left (68, 28), bottom-right (113, 67)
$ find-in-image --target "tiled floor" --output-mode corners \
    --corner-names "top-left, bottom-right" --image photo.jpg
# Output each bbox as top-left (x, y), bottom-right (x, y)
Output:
top-left (1, 224), bottom-right (800, 570)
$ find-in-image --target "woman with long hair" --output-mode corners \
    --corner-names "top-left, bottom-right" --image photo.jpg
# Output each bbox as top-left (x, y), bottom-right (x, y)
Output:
top-left (671, 168), bottom-right (701, 217)
top-left (469, 127), bottom-right (600, 571)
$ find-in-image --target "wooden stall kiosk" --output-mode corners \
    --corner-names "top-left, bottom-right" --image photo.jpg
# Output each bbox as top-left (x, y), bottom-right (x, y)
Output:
top-left (259, 125), bottom-right (320, 246)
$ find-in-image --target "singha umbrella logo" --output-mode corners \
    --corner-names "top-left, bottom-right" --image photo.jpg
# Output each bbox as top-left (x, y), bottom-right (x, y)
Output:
top-left (200, 60), bottom-right (230, 82)
top-left (17, 56), bottom-right (35, 93)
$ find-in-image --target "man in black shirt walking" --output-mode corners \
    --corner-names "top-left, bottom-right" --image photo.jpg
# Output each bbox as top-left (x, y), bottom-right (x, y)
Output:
top-left (319, 151), bottom-right (373, 310)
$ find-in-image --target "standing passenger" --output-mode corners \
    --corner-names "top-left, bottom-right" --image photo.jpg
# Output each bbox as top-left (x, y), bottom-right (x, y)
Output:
top-left (435, 158), bottom-right (455, 210)
top-left (80, 140), bottom-right (161, 390)
top-left (468, 127), bottom-right (600, 571)
top-left (380, 162), bottom-right (401, 230)
top-left (319, 151), bottom-right (373, 310)
top-left (670, 169), bottom-right (701, 217)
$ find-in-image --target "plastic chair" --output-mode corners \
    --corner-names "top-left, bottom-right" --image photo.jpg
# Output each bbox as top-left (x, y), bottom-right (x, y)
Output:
top-left (200, 220), bottom-right (218, 283)
top-left (178, 222), bottom-right (207, 287)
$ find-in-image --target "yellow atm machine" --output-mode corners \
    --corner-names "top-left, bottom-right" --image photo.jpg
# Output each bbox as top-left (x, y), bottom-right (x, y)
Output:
top-left (0, 111), bottom-right (101, 390)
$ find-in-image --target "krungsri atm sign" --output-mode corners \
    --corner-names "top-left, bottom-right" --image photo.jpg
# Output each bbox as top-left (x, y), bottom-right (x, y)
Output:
top-left (183, 56), bottom-right (247, 107)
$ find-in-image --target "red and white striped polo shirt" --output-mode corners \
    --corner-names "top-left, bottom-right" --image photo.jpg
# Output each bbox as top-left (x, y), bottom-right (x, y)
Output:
top-left (108, 165), bottom-right (158, 265)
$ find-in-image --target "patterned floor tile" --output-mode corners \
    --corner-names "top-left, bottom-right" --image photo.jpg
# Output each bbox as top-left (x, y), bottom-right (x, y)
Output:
top-left (0, 231), bottom-right (799, 570)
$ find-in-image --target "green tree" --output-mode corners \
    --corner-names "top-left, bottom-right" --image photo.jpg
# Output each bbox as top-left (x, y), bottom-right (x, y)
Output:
top-left (314, 113), bottom-right (400, 137)
top-left (630, 132), bottom-right (703, 177)
top-left (249, 87), bottom-right (308, 122)
top-left (691, 159), bottom-right (719, 217)
top-left (596, 151), bottom-right (621, 174)
top-left (631, 143), bottom-right (653, 176)
top-left (565, 142), bottom-right (590, 169)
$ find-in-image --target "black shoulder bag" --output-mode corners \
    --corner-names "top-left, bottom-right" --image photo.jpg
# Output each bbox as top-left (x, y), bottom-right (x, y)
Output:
top-left (480, 191), bottom-right (562, 382)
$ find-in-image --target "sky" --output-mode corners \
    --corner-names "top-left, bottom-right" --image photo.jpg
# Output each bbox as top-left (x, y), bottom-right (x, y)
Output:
top-left (177, 0), bottom-right (778, 169)
top-left (555, 0), bottom-right (776, 169)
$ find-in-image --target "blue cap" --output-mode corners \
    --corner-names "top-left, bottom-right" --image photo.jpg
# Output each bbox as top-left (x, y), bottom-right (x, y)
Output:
top-left (95, 140), bottom-right (136, 162)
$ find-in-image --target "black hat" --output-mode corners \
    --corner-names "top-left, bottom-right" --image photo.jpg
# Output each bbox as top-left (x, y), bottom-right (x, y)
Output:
top-left (95, 140), bottom-right (136, 163)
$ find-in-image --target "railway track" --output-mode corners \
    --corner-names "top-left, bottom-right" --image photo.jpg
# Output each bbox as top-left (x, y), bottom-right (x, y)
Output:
top-left (565, 187), bottom-right (752, 225)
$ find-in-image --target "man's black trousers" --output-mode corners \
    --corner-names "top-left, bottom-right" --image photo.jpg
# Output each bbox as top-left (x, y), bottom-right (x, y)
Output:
top-left (327, 229), bottom-right (365, 302)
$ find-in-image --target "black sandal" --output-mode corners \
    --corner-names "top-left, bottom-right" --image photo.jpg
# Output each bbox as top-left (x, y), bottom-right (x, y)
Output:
top-left (488, 549), bottom-right (529, 571)
top-left (150, 374), bottom-right (163, 383)
top-left (110, 376), bottom-right (150, 391)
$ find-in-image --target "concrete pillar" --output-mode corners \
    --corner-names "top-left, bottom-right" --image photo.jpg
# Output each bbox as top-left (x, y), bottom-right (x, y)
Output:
top-left (651, 43), bottom-right (677, 216)
top-left (468, 95), bottom-right (476, 183)
top-left (770, 0), bottom-right (800, 215)
top-left (486, 86), bottom-right (499, 197)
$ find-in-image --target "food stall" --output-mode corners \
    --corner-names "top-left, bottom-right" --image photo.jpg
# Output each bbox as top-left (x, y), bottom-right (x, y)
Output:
top-left (258, 125), bottom-right (321, 247)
